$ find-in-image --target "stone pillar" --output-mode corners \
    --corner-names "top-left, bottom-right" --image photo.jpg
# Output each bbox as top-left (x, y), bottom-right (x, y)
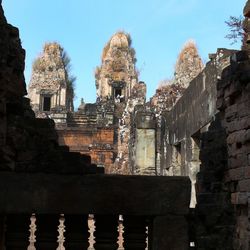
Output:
top-left (151, 216), bottom-right (189, 250)
top-left (135, 128), bottom-right (156, 174)
top-left (134, 112), bottom-right (156, 175)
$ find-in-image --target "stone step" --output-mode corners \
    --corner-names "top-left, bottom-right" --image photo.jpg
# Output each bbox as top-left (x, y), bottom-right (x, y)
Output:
top-left (67, 112), bottom-right (97, 127)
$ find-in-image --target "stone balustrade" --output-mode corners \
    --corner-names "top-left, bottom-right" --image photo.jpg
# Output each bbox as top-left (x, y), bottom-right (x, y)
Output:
top-left (0, 173), bottom-right (190, 250)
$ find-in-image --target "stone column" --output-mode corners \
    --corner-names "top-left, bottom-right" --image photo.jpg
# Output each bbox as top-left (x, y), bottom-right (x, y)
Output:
top-left (134, 112), bottom-right (156, 175)
top-left (151, 216), bottom-right (189, 250)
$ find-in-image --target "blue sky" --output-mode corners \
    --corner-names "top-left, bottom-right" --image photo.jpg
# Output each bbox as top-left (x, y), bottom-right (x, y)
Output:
top-left (2, 0), bottom-right (245, 108)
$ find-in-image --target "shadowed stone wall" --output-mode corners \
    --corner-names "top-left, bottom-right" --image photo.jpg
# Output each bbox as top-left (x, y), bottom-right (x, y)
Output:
top-left (163, 48), bottom-right (235, 207)
top-left (217, 49), bottom-right (250, 249)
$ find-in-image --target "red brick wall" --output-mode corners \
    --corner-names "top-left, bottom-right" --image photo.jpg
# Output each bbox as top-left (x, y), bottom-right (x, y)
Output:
top-left (57, 128), bottom-right (116, 171)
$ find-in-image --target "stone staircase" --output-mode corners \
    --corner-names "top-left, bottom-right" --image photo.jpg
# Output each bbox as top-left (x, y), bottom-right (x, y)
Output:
top-left (67, 113), bottom-right (97, 127)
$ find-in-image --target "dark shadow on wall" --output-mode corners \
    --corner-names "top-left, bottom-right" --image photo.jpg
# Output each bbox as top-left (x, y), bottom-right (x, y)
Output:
top-left (193, 114), bottom-right (235, 249)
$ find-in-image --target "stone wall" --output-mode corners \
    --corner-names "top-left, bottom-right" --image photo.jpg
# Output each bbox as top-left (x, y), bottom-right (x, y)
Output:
top-left (150, 40), bottom-right (204, 176)
top-left (111, 81), bottom-right (147, 175)
top-left (57, 127), bottom-right (115, 169)
top-left (194, 50), bottom-right (250, 250)
top-left (163, 48), bottom-right (235, 207)
top-left (216, 49), bottom-right (250, 249)
top-left (194, 1), bottom-right (250, 248)
top-left (194, 114), bottom-right (234, 249)
top-left (163, 45), bottom-right (250, 247)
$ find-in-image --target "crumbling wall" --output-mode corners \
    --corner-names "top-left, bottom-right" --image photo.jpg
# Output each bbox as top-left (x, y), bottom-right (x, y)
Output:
top-left (150, 40), bottom-right (204, 175)
top-left (109, 81), bottom-right (146, 174)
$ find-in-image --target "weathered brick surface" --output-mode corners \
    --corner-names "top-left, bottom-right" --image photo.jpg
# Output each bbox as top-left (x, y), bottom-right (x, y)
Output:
top-left (195, 47), bottom-right (250, 248)
top-left (218, 49), bottom-right (250, 248)
top-left (57, 127), bottom-right (115, 170)
top-left (195, 3), bottom-right (250, 245)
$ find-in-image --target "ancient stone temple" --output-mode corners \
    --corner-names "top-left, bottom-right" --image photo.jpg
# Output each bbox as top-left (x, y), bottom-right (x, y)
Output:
top-left (0, 3), bottom-right (191, 249)
top-left (27, 32), bottom-right (146, 173)
top-left (27, 35), bottom-right (206, 176)
top-left (28, 43), bottom-right (74, 121)
top-left (2, 0), bottom-right (250, 248)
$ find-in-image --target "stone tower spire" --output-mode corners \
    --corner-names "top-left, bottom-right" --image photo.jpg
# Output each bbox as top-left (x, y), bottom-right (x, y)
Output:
top-left (174, 40), bottom-right (204, 88)
top-left (28, 42), bottom-right (74, 115)
top-left (95, 31), bottom-right (138, 102)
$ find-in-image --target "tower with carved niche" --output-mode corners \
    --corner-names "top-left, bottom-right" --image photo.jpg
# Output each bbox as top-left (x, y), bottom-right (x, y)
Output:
top-left (28, 42), bottom-right (74, 118)
top-left (95, 31), bottom-right (138, 102)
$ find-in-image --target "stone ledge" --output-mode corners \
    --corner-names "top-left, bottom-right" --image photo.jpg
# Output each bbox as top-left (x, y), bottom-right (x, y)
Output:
top-left (0, 172), bottom-right (190, 216)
